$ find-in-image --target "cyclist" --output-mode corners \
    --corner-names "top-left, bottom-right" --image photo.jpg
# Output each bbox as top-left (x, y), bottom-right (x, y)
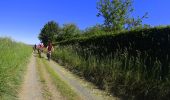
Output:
top-left (46, 42), bottom-right (54, 61)
top-left (33, 44), bottom-right (36, 53)
top-left (37, 43), bottom-right (44, 58)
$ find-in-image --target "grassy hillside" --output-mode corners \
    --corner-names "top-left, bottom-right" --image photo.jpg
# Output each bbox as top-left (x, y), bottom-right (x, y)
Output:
top-left (52, 26), bottom-right (170, 100)
top-left (0, 38), bottom-right (32, 99)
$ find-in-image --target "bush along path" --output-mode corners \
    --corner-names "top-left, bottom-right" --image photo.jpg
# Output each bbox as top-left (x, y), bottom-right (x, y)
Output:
top-left (18, 53), bottom-right (118, 100)
top-left (53, 26), bottom-right (170, 100)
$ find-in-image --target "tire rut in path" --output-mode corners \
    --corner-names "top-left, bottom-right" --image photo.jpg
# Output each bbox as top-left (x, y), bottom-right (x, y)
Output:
top-left (18, 55), bottom-right (43, 100)
top-left (47, 60), bottom-right (118, 100)
top-left (38, 58), bottom-right (66, 100)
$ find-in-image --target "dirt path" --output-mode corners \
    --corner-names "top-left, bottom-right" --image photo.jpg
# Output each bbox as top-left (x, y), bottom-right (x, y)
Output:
top-left (18, 54), bottom-right (118, 100)
top-left (37, 58), bottom-right (66, 100)
top-left (18, 55), bottom-right (43, 100)
top-left (48, 60), bottom-right (118, 100)
top-left (18, 54), bottom-right (66, 100)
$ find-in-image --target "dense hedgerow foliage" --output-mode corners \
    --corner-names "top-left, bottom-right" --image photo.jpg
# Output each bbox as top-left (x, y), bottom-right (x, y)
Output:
top-left (52, 26), bottom-right (170, 100)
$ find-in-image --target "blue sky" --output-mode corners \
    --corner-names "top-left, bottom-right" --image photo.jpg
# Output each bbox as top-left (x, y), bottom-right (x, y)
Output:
top-left (0, 0), bottom-right (170, 44)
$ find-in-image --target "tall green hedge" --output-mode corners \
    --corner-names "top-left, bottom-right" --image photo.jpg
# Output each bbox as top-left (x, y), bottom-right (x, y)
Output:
top-left (53, 26), bottom-right (170, 100)
top-left (58, 26), bottom-right (170, 55)
top-left (58, 26), bottom-right (170, 79)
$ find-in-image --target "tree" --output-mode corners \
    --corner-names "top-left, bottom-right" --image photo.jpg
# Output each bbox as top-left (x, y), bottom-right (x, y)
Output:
top-left (57, 23), bottom-right (80, 41)
top-left (83, 24), bottom-right (104, 36)
top-left (97, 0), bottom-right (148, 32)
top-left (126, 12), bottom-right (148, 30)
top-left (38, 21), bottom-right (60, 46)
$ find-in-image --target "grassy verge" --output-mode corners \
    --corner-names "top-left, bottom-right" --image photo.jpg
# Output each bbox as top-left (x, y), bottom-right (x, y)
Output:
top-left (42, 59), bottom-right (81, 100)
top-left (0, 37), bottom-right (32, 99)
top-left (52, 46), bottom-right (170, 100)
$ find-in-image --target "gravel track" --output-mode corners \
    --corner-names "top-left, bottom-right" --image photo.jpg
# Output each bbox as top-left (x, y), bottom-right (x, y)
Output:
top-left (48, 60), bottom-right (118, 100)
top-left (18, 55), bottom-right (43, 100)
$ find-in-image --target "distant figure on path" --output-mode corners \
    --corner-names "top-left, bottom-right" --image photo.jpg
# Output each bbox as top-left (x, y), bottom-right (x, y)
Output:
top-left (46, 42), bottom-right (54, 61)
top-left (37, 43), bottom-right (44, 58)
top-left (33, 44), bottom-right (37, 53)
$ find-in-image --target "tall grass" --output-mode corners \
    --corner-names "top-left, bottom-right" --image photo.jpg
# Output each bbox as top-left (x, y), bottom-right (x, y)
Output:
top-left (0, 38), bottom-right (32, 99)
top-left (52, 46), bottom-right (170, 100)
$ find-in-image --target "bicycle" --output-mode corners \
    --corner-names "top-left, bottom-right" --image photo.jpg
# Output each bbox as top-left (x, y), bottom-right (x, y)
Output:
top-left (47, 51), bottom-right (51, 61)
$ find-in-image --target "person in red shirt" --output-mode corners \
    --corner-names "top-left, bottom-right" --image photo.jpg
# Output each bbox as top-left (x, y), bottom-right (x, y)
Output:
top-left (46, 42), bottom-right (54, 61)
top-left (37, 43), bottom-right (44, 58)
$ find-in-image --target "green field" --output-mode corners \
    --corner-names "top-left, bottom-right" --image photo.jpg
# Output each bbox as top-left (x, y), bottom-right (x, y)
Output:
top-left (0, 38), bottom-right (32, 99)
